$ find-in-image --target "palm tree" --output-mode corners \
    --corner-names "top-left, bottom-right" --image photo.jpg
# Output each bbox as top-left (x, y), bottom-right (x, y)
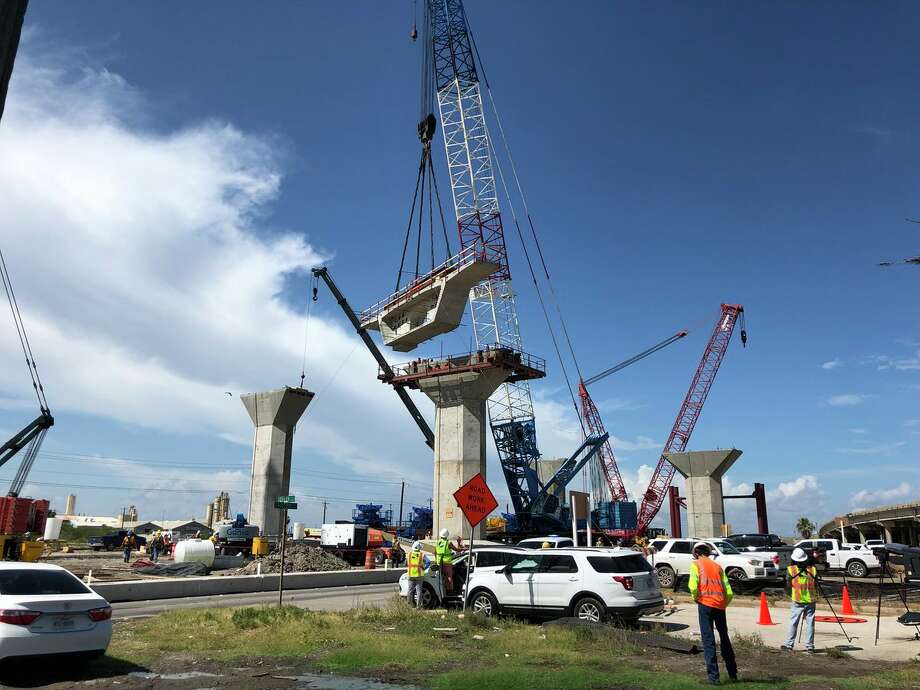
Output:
top-left (795, 517), bottom-right (816, 539)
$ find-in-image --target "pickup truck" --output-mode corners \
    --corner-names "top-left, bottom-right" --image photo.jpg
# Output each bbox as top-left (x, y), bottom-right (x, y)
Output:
top-left (794, 538), bottom-right (879, 578)
top-left (649, 537), bottom-right (782, 588)
top-left (87, 531), bottom-right (147, 552)
top-left (727, 533), bottom-right (794, 569)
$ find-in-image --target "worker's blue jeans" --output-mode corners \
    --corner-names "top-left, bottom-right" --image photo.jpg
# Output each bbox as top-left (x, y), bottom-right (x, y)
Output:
top-left (150, 546), bottom-right (160, 563)
top-left (123, 548), bottom-right (132, 563)
top-left (784, 602), bottom-right (816, 650)
top-left (406, 579), bottom-right (424, 608)
top-left (698, 604), bottom-right (737, 683)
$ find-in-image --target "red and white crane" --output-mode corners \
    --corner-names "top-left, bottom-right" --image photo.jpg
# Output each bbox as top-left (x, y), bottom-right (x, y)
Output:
top-left (636, 303), bottom-right (746, 534)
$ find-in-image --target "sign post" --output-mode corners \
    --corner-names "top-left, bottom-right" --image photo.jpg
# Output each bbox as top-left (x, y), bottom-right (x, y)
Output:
top-left (452, 473), bottom-right (498, 612)
top-left (274, 496), bottom-right (297, 607)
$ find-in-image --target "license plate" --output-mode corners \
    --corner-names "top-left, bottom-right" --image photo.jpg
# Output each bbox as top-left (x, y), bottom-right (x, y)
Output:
top-left (53, 616), bottom-right (76, 629)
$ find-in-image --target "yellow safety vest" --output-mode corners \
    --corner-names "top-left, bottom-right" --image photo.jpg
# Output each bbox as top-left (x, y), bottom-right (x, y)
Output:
top-left (435, 538), bottom-right (453, 565)
top-left (408, 550), bottom-right (424, 579)
top-left (788, 565), bottom-right (817, 604)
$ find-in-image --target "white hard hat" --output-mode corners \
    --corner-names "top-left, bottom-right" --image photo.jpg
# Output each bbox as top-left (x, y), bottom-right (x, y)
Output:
top-left (791, 547), bottom-right (808, 562)
top-left (412, 541), bottom-right (422, 551)
top-left (439, 528), bottom-right (450, 538)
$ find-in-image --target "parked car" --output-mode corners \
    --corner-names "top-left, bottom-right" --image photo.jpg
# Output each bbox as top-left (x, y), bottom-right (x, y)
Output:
top-left (398, 546), bottom-right (522, 608)
top-left (727, 533), bottom-right (794, 569)
top-left (516, 536), bottom-right (575, 549)
top-left (793, 539), bottom-right (879, 578)
top-left (649, 538), bottom-right (782, 588)
top-left (864, 539), bottom-right (886, 549)
top-left (0, 562), bottom-right (112, 661)
top-left (87, 531), bottom-right (146, 553)
top-left (465, 548), bottom-right (664, 623)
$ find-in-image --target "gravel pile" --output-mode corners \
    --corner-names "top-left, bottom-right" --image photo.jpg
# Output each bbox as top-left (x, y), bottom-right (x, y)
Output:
top-left (238, 543), bottom-right (351, 575)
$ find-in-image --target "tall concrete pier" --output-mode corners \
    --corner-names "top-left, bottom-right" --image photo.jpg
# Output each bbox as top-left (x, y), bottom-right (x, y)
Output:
top-left (664, 448), bottom-right (742, 539)
top-left (383, 347), bottom-right (545, 539)
top-left (241, 386), bottom-right (313, 537)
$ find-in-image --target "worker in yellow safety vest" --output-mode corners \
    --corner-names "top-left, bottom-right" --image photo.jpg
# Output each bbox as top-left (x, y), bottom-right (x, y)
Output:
top-left (689, 542), bottom-right (738, 685)
top-left (435, 529), bottom-right (460, 593)
top-left (781, 547), bottom-right (818, 652)
top-left (406, 541), bottom-right (426, 608)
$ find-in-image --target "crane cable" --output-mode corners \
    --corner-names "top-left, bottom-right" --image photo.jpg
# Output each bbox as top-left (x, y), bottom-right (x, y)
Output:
top-left (463, 10), bottom-right (582, 431)
top-left (465, 9), bottom-right (584, 383)
top-left (0, 247), bottom-right (49, 413)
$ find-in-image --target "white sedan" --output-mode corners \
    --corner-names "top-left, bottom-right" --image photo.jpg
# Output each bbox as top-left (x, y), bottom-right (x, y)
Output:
top-left (0, 562), bottom-right (112, 661)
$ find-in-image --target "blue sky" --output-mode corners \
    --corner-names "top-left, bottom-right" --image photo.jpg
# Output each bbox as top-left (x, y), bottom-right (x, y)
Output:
top-left (0, 2), bottom-right (917, 535)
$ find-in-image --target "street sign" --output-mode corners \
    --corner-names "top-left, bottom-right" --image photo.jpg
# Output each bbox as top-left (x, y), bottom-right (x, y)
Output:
top-left (278, 495), bottom-right (295, 503)
top-left (452, 473), bottom-right (497, 528)
top-left (274, 500), bottom-right (297, 510)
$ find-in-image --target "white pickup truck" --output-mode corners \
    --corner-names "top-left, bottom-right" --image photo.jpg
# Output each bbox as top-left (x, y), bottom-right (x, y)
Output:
top-left (649, 538), bottom-right (783, 588)
top-left (794, 539), bottom-right (879, 578)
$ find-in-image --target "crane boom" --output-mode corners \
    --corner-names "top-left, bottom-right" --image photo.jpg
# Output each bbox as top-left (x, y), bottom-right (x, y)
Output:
top-left (311, 267), bottom-right (435, 449)
top-left (426, 0), bottom-right (543, 521)
top-left (636, 304), bottom-right (744, 533)
top-left (579, 331), bottom-right (688, 503)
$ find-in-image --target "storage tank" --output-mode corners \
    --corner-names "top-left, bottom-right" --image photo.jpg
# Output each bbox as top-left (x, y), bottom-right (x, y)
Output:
top-left (292, 522), bottom-right (305, 540)
top-left (174, 539), bottom-right (215, 567)
top-left (43, 517), bottom-right (63, 540)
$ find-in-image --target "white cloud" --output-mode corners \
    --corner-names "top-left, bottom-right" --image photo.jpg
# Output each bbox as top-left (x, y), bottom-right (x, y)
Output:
top-left (821, 358), bottom-right (842, 370)
top-left (847, 428), bottom-right (867, 434)
top-left (851, 482), bottom-right (914, 506)
top-left (769, 475), bottom-right (819, 500)
top-left (905, 420), bottom-right (920, 428)
top-left (0, 40), bottom-right (435, 518)
top-left (864, 352), bottom-right (920, 371)
top-left (823, 394), bottom-right (869, 407)
top-left (836, 442), bottom-right (906, 455)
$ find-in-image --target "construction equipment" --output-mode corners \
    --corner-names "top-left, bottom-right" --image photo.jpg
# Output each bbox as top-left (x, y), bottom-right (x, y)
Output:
top-left (578, 331), bottom-right (688, 523)
top-left (212, 514), bottom-right (260, 556)
top-left (352, 504), bottom-right (392, 530)
top-left (311, 266), bottom-right (434, 449)
top-left (636, 304), bottom-right (746, 534)
top-left (416, 0), bottom-right (558, 529)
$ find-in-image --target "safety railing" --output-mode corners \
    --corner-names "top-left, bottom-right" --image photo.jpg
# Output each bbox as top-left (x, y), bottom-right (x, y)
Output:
top-left (358, 244), bottom-right (487, 324)
top-left (381, 344), bottom-right (546, 382)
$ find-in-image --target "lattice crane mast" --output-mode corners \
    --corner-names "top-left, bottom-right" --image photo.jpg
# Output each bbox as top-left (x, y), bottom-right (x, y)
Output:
top-left (423, 0), bottom-right (544, 523)
top-left (579, 331), bottom-right (688, 503)
top-left (636, 304), bottom-right (746, 534)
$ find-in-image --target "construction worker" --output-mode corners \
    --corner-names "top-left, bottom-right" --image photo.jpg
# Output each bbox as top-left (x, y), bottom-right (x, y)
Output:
top-left (541, 541), bottom-right (552, 549)
top-left (781, 547), bottom-right (818, 653)
top-left (149, 531), bottom-right (163, 563)
top-left (121, 531), bottom-right (137, 564)
top-left (689, 542), bottom-right (737, 685)
top-left (406, 541), bottom-right (425, 608)
top-left (435, 528), bottom-right (460, 593)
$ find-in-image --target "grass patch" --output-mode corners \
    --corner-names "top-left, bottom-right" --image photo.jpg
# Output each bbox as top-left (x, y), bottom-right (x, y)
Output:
top-left (106, 599), bottom-right (920, 690)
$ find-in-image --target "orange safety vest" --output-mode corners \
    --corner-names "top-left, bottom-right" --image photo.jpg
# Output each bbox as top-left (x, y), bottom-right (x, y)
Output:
top-left (693, 557), bottom-right (728, 610)
top-left (788, 565), bottom-right (817, 604)
top-left (408, 550), bottom-right (424, 579)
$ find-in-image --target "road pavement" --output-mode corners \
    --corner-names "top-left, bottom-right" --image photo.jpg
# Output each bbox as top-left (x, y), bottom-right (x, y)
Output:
top-left (112, 583), bottom-right (399, 619)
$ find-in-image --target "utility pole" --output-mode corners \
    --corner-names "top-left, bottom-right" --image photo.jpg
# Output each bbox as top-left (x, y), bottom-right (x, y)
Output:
top-left (398, 481), bottom-right (405, 533)
top-left (322, 501), bottom-right (327, 524)
top-left (278, 507), bottom-right (287, 608)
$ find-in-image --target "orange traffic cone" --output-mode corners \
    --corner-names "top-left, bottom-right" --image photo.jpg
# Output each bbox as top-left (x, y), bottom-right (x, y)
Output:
top-left (757, 592), bottom-right (776, 625)
top-left (841, 585), bottom-right (855, 616)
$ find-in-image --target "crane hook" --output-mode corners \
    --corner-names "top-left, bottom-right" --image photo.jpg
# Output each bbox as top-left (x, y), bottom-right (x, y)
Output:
top-left (312, 285), bottom-right (318, 302)
top-left (411, 24), bottom-right (418, 41)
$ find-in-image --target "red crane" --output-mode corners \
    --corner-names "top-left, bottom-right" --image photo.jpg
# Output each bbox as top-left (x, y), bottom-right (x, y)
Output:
top-left (578, 331), bottom-right (688, 503)
top-left (636, 303), bottom-right (746, 534)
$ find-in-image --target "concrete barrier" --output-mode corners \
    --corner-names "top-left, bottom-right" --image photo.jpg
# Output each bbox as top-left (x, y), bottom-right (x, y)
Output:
top-left (91, 567), bottom-right (405, 603)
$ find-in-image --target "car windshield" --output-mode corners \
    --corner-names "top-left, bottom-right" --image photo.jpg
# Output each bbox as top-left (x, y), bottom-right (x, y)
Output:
top-left (0, 569), bottom-right (90, 595)
top-left (712, 541), bottom-right (741, 555)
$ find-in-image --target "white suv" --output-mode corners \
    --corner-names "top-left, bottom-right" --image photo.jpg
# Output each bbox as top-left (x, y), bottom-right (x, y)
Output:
top-left (398, 546), bottom-right (523, 608)
top-left (649, 538), bottom-right (781, 588)
top-left (465, 548), bottom-right (664, 623)
top-left (516, 536), bottom-right (575, 549)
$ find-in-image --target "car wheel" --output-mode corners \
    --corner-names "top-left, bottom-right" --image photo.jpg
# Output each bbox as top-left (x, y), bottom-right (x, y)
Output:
top-left (847, 560), bottom-right (868, 578)
top-left (469, 590), bottom-right (498, 617)
top-left (656, 565), bottom-right (676, 589)
top-left (573, 596), bottom-right (606, 623)
top-left (373, 550), bottom-right (386, 566)
top-left (419, 584), bottom-right (437, 609)
top-left (726, 567), bottom-right (749, 582)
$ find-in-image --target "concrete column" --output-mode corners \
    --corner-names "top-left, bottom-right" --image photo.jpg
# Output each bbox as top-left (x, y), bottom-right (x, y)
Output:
top-left (664, 449), bottom-right (742, 539)
top-left (241, 386), bottom-right (314, 537)
top-left (418, 370), bottom-right (506, 540)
